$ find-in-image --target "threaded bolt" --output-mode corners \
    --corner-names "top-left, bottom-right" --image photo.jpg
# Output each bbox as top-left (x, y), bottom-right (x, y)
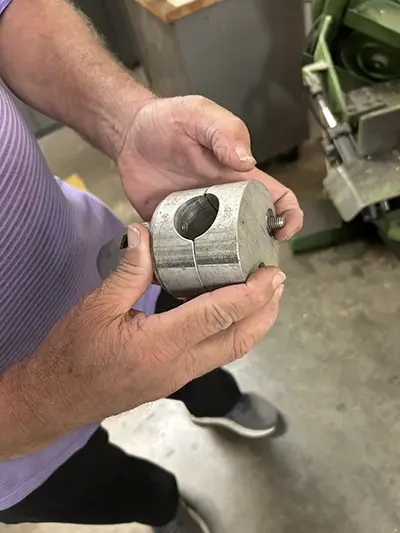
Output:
top-left (266, 215), bottom-right (285, 234)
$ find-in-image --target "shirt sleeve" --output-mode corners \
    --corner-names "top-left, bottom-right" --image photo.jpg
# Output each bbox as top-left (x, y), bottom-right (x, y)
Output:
top-left (0, 0), bottom-right (12, 16)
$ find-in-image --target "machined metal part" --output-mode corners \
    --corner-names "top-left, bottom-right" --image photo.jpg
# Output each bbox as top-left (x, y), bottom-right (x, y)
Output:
top-left (266, 214), bottom-right (285, 233)
top-left (300, 0), bottom-right (400, 256)
top-left (97, 181), bottom-right (281, 299)
top-left (317, 93), bottom-right (338, 129)
top-left (303, 58), bottom-right (400, 223)
top-left (323, 151), bottom-right (400, 221)
top-left (150, 181), bottom-right (280, 298)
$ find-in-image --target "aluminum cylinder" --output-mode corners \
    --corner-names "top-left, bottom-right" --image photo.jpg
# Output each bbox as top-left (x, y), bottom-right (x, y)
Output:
top-left (97, 181), bottom-right (280, 299)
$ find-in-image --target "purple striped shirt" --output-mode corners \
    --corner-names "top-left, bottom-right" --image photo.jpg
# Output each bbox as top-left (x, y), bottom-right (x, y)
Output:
top-left (0, 0), bottom-right (159, 509)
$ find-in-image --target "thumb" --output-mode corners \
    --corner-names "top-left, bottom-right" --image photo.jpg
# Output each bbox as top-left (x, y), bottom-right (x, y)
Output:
top-left (188, 97), bottom-right (256, 171)
top-left (104, 224), bottom-right (153, 314)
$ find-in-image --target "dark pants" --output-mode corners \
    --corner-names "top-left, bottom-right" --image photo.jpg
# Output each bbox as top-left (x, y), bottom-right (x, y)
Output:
top-left (0, 291), bottom-right (241, 527)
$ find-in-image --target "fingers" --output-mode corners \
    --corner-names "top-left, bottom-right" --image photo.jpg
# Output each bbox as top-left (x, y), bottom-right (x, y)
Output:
top-left (184, 96), bottom-right (257, 172)
top-left (101, 223), bottom-right (154, 314)
top-left (186, 284), bottom-right (284, 378)
top-left (217, 166), bottom-right (304, 240)
top-left (154, 266), bottom-right (285, 352)
top-left (269, 184), bottom-right (304, 240)
top-left (175, 96), bottom-right (303, 239)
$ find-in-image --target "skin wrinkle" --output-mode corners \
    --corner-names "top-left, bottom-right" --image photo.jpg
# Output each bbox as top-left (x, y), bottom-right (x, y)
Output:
top-left (204, 297), bottom-right (237, 332)
top-left (118, 97), bottom-right (158, 161)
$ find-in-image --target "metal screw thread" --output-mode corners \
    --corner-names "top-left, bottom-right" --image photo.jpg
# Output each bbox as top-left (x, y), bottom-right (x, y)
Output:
top-left (266, 215), bottom-right (285, 233)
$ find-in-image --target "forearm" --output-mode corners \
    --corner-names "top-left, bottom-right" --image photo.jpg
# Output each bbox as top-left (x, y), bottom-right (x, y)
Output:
top-left (0, 299), bottom-right (130, 460)
top-left (0, 0), bottom-right (153, 160)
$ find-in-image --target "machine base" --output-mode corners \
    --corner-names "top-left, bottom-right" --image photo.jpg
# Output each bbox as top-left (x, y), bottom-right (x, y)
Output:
top-left (290, 198), bottom-right (365, 254)
top-left (291, 199), bottom-right (400, 257)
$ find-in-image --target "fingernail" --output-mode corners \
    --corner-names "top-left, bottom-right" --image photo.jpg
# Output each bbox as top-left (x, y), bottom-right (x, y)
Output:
top-left (285, 222), bottom-right (303, 241)
top-left (272, 271), bottom-right (286, 291)
top-left (128, 225), bottom-right (141, 249)
top-left (235, 143), bottom-right (256, 165)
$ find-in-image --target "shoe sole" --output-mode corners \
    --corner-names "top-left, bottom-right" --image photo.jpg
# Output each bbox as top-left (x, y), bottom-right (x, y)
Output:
top-left (185, 504), bottom-right (212, 533)
top-left (190, 415), bottom-right (276, 439)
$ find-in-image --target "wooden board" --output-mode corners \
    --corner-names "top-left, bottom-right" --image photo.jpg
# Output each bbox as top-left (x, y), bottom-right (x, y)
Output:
top-left (167, 0), bottom-right (194, 6)
top-left (130, 0), bottom-right (226, 22)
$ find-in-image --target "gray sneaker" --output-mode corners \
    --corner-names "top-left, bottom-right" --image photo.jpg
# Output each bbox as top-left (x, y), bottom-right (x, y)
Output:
top-left (154, 500), bottom-right (211, 533)
top-left (191, 393), bottom-right (281, 439)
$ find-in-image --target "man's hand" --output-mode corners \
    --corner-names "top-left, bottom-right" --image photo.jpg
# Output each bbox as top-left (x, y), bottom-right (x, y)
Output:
top-left (1, 224), bottom-right (285, 459)
top-left (65, 223), bottom-right (285, 408)
top-left (118, 96), bottom-right (303, 241)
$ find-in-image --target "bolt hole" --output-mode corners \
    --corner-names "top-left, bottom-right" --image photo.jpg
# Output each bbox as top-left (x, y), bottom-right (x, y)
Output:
top-left (174, 194), bottom-right (219, 241)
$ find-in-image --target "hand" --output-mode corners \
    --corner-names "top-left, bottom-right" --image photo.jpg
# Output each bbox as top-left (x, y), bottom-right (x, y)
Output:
top-left (0, 223), bottom-right (285, 459)
top-left (117, 96), bottom-right (303, 241)
top-left (62, 224), bottom-right (285, 417)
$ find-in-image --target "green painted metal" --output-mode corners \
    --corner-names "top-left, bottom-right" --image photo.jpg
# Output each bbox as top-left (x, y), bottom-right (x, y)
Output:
top-left (345, 0), bottom-right (400, 49)
top-left (375, 209), bottom-right (400, 242)
top-left (289, 198), bottom-right (360, 254)
top-left (298, 1), bottom-right (400, 255)
top-left (314, 16), bottom-right (348, 116)
top-left (312, 0), bottom-right (329, 20)
top-left (322, 0), bottom-right (351, 41)
top-left (338, 31), bottom-right (400, 82)
top-left (308, 0), bottom-right (400, 112)
top-left (290, 224), bottom-right (358, 253)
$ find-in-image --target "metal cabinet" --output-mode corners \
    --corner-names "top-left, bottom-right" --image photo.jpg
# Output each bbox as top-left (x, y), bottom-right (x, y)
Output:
top-left (124, 0), bottom-right (309, 163)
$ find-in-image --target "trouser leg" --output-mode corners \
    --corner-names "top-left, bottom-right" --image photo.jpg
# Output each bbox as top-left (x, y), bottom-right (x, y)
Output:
top-left (0, 428), bottom-right (179, 527)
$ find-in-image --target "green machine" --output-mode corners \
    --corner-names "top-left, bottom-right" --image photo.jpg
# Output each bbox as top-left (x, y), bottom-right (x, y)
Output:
top-left (291, 0), bottom-right (400, 256)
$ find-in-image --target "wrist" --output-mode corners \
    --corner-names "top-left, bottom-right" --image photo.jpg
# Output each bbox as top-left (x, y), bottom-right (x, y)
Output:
top-left (97, 73), bottom-right (156, 162)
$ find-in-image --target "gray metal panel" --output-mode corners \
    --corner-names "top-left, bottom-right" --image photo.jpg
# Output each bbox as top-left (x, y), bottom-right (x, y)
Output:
top-left (76, 0), bottom-right (140, 68)
top-left (177, 0), bottom-right (308, 161)
top-left (125, 0), bottom-right (308, 162)
top-left (123, 1), bottom-right (190, 95)
top-left (103, 0), bottom-right (140, 68)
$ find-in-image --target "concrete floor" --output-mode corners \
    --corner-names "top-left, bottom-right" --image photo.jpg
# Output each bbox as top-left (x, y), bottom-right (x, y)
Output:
top-left (3, 125), bottom-right (400, 533)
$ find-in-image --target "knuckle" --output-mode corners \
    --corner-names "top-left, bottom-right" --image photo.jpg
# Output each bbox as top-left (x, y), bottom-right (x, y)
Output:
top-left (256, 286), bottom-right (273, 307)
top-left (248, 267), bottom-right (280, 299)
top-left (232, 329), bottom-right (255, 359)
top-left (268, 300), bottom-right (281, 324)
top-left (118, 259), bottom-right (146, 281)
top-left (146, 314), bottom-right (175, 346)
top-left (186, 94), bottom-right (209, 109)
top-left (214, 143), bottom-right (230, 161)
top-left (183, 349), bottom-right (202, 383)
top-left (134, 315), bottom-right (179, 365)
top-left (233, 115), bottom-right (247, 132)
top-left (79, 287), bottom-right (118, 323)
top-left (260, 300), bottom-right (281, 333)
top-left (247, 282), bottom-right (272, 308)
top-left (204, 297), bottom-right (237, 332)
